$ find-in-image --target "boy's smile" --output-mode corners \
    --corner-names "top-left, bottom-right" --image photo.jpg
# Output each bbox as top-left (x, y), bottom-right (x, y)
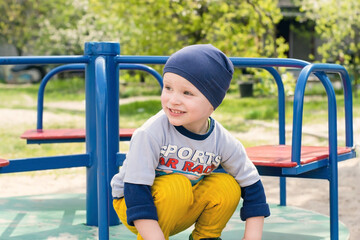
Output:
top-left (161, 72), bottom-right (214, 134)
top-left (169, 108), bottom-right (185, 115)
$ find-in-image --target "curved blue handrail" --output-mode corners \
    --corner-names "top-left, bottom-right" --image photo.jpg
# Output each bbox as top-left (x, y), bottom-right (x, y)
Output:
top-left (37, 64), bottom-right (85, 129)
top-left (291, 63), bottom-right (353, 240)
top-left (292, 63), bottom-right (354, 165)
top-left (36, 63), bottom-right (163, 129)
top-left (118, 63), bottom-right (163, 88)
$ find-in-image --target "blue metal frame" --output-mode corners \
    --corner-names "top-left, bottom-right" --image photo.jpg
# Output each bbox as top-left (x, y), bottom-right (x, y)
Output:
top-left (290, 64), bottom-right (354, 240)
top-left (0, 154), bottom-right (90, 173)
top-left (0, 42), bottom-right (355, 240)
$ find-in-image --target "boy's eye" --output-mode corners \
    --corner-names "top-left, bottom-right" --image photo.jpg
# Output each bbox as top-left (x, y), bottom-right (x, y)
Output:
top-left (184, 91), bottom-right (193, 96)
top-left (164, 86), bottom-right (172, 91)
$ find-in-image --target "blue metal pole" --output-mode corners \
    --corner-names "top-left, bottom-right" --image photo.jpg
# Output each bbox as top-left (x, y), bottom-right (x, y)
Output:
top-left (84, 44), bottom-right (98, 227)
top-left (95, 56), bottom-right (110, 239)
top-left (84, 42), bottom-right (120, 228)
top-left (101, 43), bottom-right (121, 227)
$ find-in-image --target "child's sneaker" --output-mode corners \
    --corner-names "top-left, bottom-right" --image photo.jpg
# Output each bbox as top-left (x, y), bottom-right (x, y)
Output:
top-left (189, 233), bottom-right (222, 240)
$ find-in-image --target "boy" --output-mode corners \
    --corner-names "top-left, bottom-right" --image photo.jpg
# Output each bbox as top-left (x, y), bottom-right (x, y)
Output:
top-left (111, 44), bottom-right (270, 240)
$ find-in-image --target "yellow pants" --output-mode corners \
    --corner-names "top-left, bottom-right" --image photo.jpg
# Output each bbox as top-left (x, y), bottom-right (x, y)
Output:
top-left (113, 173), bottom-right (241, 240)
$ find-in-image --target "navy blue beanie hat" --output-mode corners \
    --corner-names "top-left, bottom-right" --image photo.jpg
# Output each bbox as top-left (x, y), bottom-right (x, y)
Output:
top-left (163, 44), bottom-right (234, 109)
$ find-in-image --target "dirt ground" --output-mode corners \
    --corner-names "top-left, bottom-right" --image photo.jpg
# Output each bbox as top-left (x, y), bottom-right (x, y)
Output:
top-left (1, 98), bottom-right (359, 239)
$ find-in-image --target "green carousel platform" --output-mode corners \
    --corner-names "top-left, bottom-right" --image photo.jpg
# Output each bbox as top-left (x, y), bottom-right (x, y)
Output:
top-left (0, 193), bottom-right (349, 240)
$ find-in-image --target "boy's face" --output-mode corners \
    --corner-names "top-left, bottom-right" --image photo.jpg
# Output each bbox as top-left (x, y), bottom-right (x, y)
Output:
top-left (161, 72), bottom-right (214, 134)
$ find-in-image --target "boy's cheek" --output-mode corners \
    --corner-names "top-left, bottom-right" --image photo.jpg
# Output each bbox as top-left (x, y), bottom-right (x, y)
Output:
top-left (160, 94), bottom-right (168, 105)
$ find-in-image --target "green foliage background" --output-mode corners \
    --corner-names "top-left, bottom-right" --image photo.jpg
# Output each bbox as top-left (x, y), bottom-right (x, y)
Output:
top-left (1, 0), bottom-right (360, 95)
top-left (0, 0), bottom-right (287, 57)
top-left (1, 0), bottom-right (359, 74)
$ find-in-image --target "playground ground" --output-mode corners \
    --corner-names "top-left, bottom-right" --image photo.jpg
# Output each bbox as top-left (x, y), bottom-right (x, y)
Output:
top-left (0, 97), bottom-right (359, 239)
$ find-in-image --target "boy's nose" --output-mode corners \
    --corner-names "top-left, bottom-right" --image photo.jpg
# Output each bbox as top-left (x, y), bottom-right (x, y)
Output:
top-left (169, 93), bottom-right (181, 105)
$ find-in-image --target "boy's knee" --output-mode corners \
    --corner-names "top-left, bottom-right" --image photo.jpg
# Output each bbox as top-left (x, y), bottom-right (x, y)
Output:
top-left (152, 174), bottom-right (193, 206)
top-left (199, 173), bottom-right (241, 204)
top-left (207, 173), bottom-right (240, 190)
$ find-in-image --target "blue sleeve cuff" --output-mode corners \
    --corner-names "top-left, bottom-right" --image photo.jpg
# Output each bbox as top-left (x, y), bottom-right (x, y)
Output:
top-left (240, 203), bottom-right (270, 221)
top-left (124, 183), bottom-right (158, 226)
top-left (126, 204), bottom-right (158, 226)
top-left (240, 180), bottom-right (270, 221)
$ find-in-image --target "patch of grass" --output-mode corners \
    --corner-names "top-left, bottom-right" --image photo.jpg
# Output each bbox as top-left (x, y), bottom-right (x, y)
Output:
top-left (244, 106), bottom-right (278, 120)
top-left (216, 96), bottom-right (280, 121)
top-left (0, 77), bottom-right (85, 108)
top-left (120, 85), bottom-right (161, 98)
top-left (210, 113), bottom-right (252, 132)
top-left (120, 100), bottom-right (162, 128)
top-left (218, 97), bottom-right (278, 114)
top-left (0, 84), bottom-right (38, 108)
top-left (120, 81), bottom-right (162, 98)
top-left (43, 77), bottom-right (85, 101)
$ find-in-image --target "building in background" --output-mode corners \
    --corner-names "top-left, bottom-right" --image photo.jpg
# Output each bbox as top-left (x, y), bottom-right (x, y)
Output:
top-left (277, 0), bottom-right (321, 61)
